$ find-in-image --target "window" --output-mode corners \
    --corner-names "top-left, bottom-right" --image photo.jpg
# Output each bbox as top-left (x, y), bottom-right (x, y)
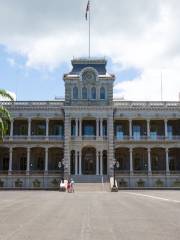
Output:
top-left (100, 87), bottom-right (106, 100)
top-left (91, 87), bottom-right (96, 99)
top-left (73, 87), bottom-right (78, 99)
top-left (82, 87), bottom-right (88, 99)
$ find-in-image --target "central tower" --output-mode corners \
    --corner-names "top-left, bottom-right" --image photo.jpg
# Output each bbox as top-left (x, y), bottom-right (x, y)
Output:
top-left (63, 58), bottom-right (115, 178)
top-left (64, 58), bottom-right (115, 106)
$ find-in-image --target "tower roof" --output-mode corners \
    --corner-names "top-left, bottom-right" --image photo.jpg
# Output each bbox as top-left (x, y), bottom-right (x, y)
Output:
top-left (70, 58), bottom-right (107, 75)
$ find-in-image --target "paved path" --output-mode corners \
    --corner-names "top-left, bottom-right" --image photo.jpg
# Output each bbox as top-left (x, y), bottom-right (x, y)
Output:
top-left (0, 190), bottom-right (180, 240)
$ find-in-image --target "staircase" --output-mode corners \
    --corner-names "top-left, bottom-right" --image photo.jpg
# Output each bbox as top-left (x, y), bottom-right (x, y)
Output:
top-left (71, 175), bottom-right (110, 192)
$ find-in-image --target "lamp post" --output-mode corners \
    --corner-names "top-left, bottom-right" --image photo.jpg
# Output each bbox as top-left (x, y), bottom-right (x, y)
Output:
top-left (112, 159), bottom-right (119, 192)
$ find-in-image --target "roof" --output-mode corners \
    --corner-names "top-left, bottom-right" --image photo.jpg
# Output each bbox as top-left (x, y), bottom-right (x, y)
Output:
top-left (69, 58), bottom-right (107, 75)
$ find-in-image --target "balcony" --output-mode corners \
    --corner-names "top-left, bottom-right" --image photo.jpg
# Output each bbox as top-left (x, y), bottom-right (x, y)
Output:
top-left (115, 135), bottom-right (180, 142)
top-left (3, 135), bottom-right (64, 142)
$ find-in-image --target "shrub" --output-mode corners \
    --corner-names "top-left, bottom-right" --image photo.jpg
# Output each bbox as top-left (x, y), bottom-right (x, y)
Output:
top-left (15, 179), bottom-right (23, 188)
top-left (137, 179), bottom-right (145, 187)
top-left (33, 179), bottom-right (41, 188)
top-left (155, 179), bottom-right (164, 187)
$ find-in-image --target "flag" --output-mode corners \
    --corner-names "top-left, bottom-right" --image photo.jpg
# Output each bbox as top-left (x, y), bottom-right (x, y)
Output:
top-left (85, 0), bottom-right (90, 20)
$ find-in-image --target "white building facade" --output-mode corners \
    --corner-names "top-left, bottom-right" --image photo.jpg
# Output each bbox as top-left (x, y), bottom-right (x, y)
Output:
top-left (0, 58), bottom-right (180, 189)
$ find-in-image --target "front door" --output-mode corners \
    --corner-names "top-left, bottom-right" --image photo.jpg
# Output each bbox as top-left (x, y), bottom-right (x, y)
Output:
top-left (82, 147), bottom-right (96, 175)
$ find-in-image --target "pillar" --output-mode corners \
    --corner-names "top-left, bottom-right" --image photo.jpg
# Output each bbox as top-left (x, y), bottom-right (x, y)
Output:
top-left (100, 151), bottom-right (103, 175)
top-left (28, 118), bottom-right (31, 138)
top-left (8, 147), bottom-right (13, 175)
top-left (75, 118), bottom-right (78, 137)
top-left (10, 119), bottom-right (14, 138)
top-left (164, 119), bottom-right (168, 138)
top-left (79, 118), bottom-right (82, 137)
top-left (75, 150), bottom-right (78, 175)
top-left (148, 147), bottom-right (152, 175)
top-left (46, 119), bottom-right (49, 139)
top-left (147, 120), bottom-right (150, 138)
top-left (79, 151), bottom-right (82, 175)
top-left (96, 150), bottom-right (99, 175)
top-left (129, 147), bottom-right (133, 175)
top-left (26, 147), bottom-right (30, 174)
top-left (45, 147), bottom-right (48, 173)
top-left (129, 120), bottom-right (132, 139)
top-left (96, 118), bottom-right (99, 138)
top-left (100, 119), bottom-right (103, 137)
top-left (166, 148), bottom-right (170, 174)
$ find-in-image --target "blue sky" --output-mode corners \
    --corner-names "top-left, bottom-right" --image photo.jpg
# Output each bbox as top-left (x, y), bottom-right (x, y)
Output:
top-left (0, 0), bottom-right (180, 101)
top-left (0, 44), bottom-right (140, 100)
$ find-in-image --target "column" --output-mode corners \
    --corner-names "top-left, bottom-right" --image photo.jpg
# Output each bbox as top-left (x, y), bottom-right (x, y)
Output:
top-left (28, 118), bottom-right (31, 138)
top-left (79, 150), bottom-right (82, 175)
top-left (10, 119), bottom-right (14, 138)
top-left (129, 119), bottom-right (132, 139)
top-left (166, 148), bottom-right (170, 174)
top-left (96, 150), bottom-right (99, 175)
top-left (75, 118), bottom-right (78, 137)
top-left (79, 118), bottom-right (82, 137)
top-left (164, 119), bottom-right (168, 138)
top-left (100, 119), bottom-right (103, 137)
top-left (26, 147), bottom-right (30, 174)
top-left (96, 118), bottom-right (99, 138)
top-left (147, 120), bottom-right (150, 138)
top-left (8, 147), bottom-right (13, 175)
top-left (46, 119), bottom-right (49, 139)
top-left (45, 147), bottom-right (48, 173)
top-left (75, 150), bottom-right (78, 175)
top-left (100, 151), bottom-right (103, 175)
top-left (129, 147), bottom-right (133, 175)
top-left (148, 147), bottom-right (152, 175)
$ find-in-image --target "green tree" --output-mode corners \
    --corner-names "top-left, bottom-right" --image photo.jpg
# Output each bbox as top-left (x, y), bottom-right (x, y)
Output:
top-left (0, 90), bottom-right (14, 141)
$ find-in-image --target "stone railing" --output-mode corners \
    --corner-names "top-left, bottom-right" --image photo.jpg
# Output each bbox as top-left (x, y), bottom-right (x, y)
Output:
top-left (115, 135), bottom-right (180, 141)
top-left (113, 101), bottom-right (180, 109)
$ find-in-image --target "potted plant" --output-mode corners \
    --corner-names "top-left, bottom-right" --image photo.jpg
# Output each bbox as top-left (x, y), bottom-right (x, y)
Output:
top-left (137, 179), bottom-right (145, 188)
top-left (118, 178), bottom-right (127, 188)
top-left (15, 179), bottom-right (23, 188)
top-left (0, 179), bottom-right (4, 188)
top-left (173, 179), bottom-right (180, 187)
top-left (155, 179), bottom-right (164, 187)
top-left (51, 178), bottom-right (59, 187)
top-left (33, 179), bottom-right (41, 188)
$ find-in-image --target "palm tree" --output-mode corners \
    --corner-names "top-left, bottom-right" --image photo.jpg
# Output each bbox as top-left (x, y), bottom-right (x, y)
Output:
top-left (0, 89), bottom-right (14, 141)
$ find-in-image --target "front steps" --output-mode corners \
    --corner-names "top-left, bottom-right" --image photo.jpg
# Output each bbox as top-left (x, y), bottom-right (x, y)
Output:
top-left (71, 175), bottom-right (110, 192)
top-left (71, 175), bottom-right (108, 183)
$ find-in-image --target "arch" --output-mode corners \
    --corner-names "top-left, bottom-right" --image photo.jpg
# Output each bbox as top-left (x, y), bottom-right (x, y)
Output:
top-left (91, 87), bottom-right (96, 100)
top-left (30, 147), bottom-right (45, 171)
top-left (73, 86), bottom-right (78, 99)
top-left (82, 147), bottom-right (96, 175)
top-left (48, 147), bottom-right (64, 171)
top-left (151, 148), bottom-right (166, 172)
top-left (169, 148), bottom-right (180, 172)
top-left (100, 87), bottom-right (106, 100)
top-left (82, 87), bottom-right (88, 99)
top-left (133, 148), bottom-right (148, 172)
top-left (115, 148), bottom-right (130, 171)
top-left (12, 147), bottom-right (27, 171)
top-left (0, 147), bottom-right (9, 171)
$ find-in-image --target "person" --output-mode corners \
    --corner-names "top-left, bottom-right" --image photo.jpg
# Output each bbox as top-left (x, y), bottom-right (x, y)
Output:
top-left (70, 178), bottom-right (75, 193)
top-left (59, 178), bottom-right (66, 192)
top-left (67, 180), bottom-right (71, 193)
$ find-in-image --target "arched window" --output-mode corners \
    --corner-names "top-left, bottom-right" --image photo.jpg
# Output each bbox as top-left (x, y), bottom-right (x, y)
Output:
top-left (73, 87), bottom-right (78, 99)
top-left (82, 87), bottom-right (88, 99)
top-left (91, 87), bottom-right (96, 99)
top-left (100, 87), bottom-right (106, 100)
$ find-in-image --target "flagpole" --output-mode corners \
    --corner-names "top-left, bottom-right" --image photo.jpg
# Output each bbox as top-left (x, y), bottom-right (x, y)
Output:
top-left (89, 0), bottom-right (91, 59)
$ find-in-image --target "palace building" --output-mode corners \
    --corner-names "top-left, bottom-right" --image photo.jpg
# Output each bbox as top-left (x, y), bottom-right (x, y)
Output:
top-left (0, 58), bottom-right (180, 189)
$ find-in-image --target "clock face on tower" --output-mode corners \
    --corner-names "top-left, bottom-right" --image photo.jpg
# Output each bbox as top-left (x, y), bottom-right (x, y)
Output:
top-left (82, 70), bottom-right (96, 84)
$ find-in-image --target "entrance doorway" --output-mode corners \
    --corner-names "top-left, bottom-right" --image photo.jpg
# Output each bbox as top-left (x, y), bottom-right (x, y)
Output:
top-left (82, 147), bottom-right (96, 175)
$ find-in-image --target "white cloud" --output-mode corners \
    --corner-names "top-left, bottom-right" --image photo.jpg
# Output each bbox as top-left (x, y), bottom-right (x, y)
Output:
top-left (0, 0), bottom-right (180, 100)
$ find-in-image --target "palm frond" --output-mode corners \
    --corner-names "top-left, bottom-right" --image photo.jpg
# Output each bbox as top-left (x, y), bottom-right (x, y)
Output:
top-left (0, 106), bottom-right (11, 121)
top-left (0, 89), bottom-right (14, 101)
